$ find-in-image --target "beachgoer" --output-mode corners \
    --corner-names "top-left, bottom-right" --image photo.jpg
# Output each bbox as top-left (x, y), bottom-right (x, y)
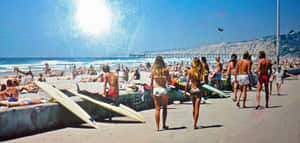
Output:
top-left (87, 65), bottom-right (97, 75)
top-left (6, 79), bottom-right (19, 102)
top-left (184, 57), bottom-right (206, 129)
top-left (274, 66), bottom-right (284, 95)
top-left (256, 51), bottom-right (272, 109)
top-left (235, 51), bottom-right (252, 108)
top-left (150, 56), bottom-right (171, 131)
top-left (201, 57), bottom-right (210, 103)
top-left (37, 73), bottom-right (46, 82)
top-left (98, 65), bottom-right (119, 98)
top-left (226, 54), bottom-right (238, 101)
top-left (44, 63), bottom-right (64, 77)
top-left (214, 56), bottom-right (223, 89)
top-left (134, 68), bottom-right (140, 80)
top-left (0, 84), bottom-right (8, 101)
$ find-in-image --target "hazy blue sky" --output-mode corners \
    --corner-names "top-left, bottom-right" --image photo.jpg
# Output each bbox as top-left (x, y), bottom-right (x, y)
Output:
top-left (0, 0), bottom-right (299, 57)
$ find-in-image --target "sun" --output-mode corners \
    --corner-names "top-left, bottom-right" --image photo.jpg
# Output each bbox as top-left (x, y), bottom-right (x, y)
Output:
top-left (75, 0), bottom-right (112, 36)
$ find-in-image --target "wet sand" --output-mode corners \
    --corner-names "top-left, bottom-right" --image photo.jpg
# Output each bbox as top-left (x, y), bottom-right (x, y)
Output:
top-left (4, 78), bottom-right (300, 143)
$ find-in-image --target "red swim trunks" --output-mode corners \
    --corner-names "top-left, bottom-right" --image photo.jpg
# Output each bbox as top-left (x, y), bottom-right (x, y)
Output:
top-left (258, 74), bottom-right (269, 85)
top-left (107, 89), bottom-right (119, 98)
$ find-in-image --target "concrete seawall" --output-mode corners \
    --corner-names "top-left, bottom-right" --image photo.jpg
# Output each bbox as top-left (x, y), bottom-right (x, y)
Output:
top-left (0, 88), bottom-right (188, 140)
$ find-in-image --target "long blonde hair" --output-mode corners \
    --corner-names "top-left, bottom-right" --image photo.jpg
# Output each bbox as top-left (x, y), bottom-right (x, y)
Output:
top-left (152, 56), bottom-right (167, 77)
top-left (191, 57), bottom-right (203, 80)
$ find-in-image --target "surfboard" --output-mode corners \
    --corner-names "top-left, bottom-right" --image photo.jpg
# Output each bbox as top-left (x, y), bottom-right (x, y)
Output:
top-left (35, 82), bottom-right (98, 129)
top-left (202, 84), bottom-right (227, 97)
top-left (65, 89), bottom-right (146, 123)
top-left (119, 104), bottom-right (144, 121)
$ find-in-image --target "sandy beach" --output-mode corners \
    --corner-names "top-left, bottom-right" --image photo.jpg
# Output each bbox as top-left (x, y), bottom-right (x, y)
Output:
top-left (2, 77), bottom-right (299, 143)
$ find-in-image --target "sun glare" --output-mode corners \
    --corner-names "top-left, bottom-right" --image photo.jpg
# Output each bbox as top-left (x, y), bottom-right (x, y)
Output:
top-left (75, 0), bottom-right (112, 36)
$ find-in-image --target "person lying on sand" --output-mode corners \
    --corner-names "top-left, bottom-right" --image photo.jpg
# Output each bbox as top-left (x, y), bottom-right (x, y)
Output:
top-left (44, 63), bottom-right (64, 77)
top-left (0, 99), bottom-right (45, 107)
top-left (80, 74), bottom-right (104, 82)
top-left (13, 67), bottom-right (33, 77)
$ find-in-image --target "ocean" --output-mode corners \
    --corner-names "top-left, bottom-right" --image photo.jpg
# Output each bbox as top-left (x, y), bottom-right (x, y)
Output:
top-left (0, 57), bottom-right (201, 73)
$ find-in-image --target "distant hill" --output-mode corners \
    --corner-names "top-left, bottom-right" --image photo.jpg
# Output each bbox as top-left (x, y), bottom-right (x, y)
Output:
top-left (150, 31), bottom-right (300, 57)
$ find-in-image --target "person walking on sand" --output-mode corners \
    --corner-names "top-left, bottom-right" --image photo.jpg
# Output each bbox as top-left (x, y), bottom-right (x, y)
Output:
top-left (214, 56), bottom-right (223, 89)
top-left (201, 57), bottom-right (209, 99)
top-left (235, 52), bottom-right (253, 108)
top-left (150, 56), bottom-right (171, 131)
top-left (184, 57), bottom-right (206, 129)
top-left (256, 51), bottom-right (272, 109)
top-left (273, 66), bottom-right (284, 95)
top-left (226, 54), bottom-right (238, 101)
top-left (98, 65), bottom-right (119, 98)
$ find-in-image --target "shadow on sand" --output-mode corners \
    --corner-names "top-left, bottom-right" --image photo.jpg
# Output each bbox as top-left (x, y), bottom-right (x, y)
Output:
top-left (163, 126), bottom-right (187, 131)
top-left (240, 105), bottom-right (282, 109)
top-left (100, 119), bottom-right (142, 124)
top-left (199, 124), bottom-right (223, 129)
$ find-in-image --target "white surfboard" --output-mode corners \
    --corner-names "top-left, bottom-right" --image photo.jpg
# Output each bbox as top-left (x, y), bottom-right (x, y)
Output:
top-left (66, 89), bottom-right (146, 123)
top-left (35, 82), bottom-right (98, 129)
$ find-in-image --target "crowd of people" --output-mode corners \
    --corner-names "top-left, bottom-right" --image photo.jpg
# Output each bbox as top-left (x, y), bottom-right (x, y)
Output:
top-left (148, 51), bottom-right (299, 131)
top-left (0, 51), bottom-right (299, 131)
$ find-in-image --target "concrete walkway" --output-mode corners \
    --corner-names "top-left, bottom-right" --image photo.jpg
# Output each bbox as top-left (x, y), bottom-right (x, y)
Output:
top-left (5, 78), bottom-right (300, 143)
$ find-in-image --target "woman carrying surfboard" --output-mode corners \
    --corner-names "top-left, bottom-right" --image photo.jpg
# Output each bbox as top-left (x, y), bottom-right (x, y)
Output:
top-left (184, 57), bottom-right (206, 129)
top-left (150, 56), bottom-right (171, 131)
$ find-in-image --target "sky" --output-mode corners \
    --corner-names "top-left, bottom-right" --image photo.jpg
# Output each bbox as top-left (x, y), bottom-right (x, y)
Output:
top-left (0, 0), bottom-right (299, 57)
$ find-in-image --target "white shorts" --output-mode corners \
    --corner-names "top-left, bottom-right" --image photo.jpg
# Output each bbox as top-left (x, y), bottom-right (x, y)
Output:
top-left (153, 87), bottom-right (168, 96)
top-left (237, 75), bottom-right (250, 85)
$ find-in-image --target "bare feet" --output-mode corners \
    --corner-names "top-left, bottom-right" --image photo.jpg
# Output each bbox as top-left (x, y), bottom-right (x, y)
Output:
top-left (256, 105), bottom-right (263, 110)
top-left (236, 102), bottom-right (240, 108)
top-left (163, 126), bottom-right (169, 130)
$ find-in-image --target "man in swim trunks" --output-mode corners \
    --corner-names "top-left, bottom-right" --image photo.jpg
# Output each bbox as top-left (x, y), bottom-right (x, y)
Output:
top-left (256, 51), bottom-right (272, 109)
top-left (235, 51), bottom-right (252, 108)
top-left (99, 65), bottom-right (119, 98)
top-left (226, 54), bottom-right (238, 101)
top-left (6, 79), bottom-right (19, 102)
top-left (213, 56), bottom-right (223, 89)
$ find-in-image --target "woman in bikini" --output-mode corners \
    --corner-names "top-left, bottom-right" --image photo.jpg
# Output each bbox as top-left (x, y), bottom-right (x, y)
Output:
top-left (184, 57), bottom-right (206, 129)
top-left (150, 56), bottom-right (171, 131)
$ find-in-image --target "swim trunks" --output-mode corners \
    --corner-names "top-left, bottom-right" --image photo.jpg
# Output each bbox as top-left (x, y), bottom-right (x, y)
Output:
top-left (8, 97), bottom-right (18, 102)
top-left (237, 75), bottom-right (250, 85)
top-left (229, 75), bottom-right (237, 84)
top-left (215, 72), bottom-right (222, 80)
top-left (275, 71), bottom-right (284, 83)
top-left (107, 89), bottom-right (119, 98)
top-left (258, 74), bottom-right (269, 85)
top-left (153, 87), bottom-right (168, 97)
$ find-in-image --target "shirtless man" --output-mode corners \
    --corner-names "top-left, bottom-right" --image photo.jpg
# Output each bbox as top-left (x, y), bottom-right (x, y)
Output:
top-left (99, 65), bottom-right (119, 98)
top-left (226, 54), bottom-right (238, 101)
top-left (6, 79), bottom-right (19, 101)
top-left (214, 56), bottom-right (223, 89)
top-left (235, 52), bottom-right (252, 108)
top-left (256, 51), bottom-right (272, 109)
